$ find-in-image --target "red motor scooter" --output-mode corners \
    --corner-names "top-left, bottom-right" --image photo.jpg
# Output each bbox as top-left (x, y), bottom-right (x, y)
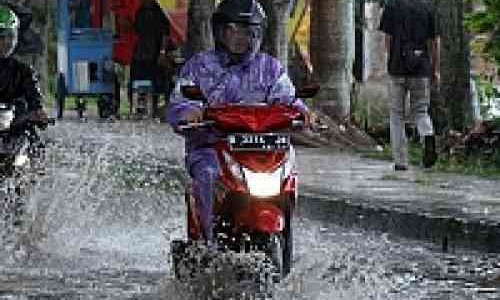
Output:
top-left (171, 84), bottom-right (319, 279)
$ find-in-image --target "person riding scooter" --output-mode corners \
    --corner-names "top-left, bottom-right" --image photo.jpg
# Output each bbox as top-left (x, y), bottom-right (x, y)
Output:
top-left (0, 4), bottom-right (48, 124)
top-left (168, 0), bottom-right (314, 246)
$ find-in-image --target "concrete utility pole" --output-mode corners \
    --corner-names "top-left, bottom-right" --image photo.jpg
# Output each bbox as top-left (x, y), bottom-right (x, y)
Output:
top-left (311, 0), bottom-right (355, 120)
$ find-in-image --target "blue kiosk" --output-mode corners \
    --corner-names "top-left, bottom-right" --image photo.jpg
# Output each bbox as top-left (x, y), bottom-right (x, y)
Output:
top-left (56, 0), bottom-right (116, 119)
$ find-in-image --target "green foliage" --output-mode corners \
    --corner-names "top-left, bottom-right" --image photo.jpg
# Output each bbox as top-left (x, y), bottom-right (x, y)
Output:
top-left (490, 117), bottom-right (500, 127)
top-left (474, 76), bottom-right (498, 116)
top-left (434, 152), bottom-right (500, 178)
top-left (361, 144), bottom-right (392, 161)
top-left (465, 0), bottom-right (500, 64)
top-left (361, 142), bottom-right (500, 178)
top-left (476, 76), bottom-right (497, 99)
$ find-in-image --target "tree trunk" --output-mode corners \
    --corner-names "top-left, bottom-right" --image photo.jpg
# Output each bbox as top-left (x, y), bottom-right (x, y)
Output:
top-left (311, 0), bottom-right (354, 120)
top-left (23, 0), bottom-right (50, 96)
top-left (186, 0), bottom-right (215, 59)
top-left (258, 0), bottom-right (291, 67)
top-left (433, 0), bottom-right (471, 132)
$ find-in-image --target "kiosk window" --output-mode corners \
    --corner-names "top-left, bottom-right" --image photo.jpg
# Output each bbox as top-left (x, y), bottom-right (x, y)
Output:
top-left (89, 62), bottom-right (99, 82)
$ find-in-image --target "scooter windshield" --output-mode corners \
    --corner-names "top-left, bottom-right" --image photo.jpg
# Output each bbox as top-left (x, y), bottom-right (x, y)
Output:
top-left (206, 104), bottom-right (302, 133)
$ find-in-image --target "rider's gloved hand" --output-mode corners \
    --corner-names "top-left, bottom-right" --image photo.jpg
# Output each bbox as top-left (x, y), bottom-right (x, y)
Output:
top-left (305, 110), bottom-right (328, 132)
top-left (182, 107), bottom-right (204, 124)
top-left (30, 108), bottom-right (49, 123)
top-left (304, 110), bottom-right (318, 129)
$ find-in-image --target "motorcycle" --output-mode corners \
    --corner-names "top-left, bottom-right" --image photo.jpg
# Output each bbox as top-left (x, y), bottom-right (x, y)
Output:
top-left (171, 84), bottom-right (319, 280)
top-left (0, 102), bottom-right (54, 246)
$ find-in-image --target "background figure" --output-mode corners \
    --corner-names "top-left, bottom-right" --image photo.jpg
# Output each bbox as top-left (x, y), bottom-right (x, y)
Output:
top-left (130, 0), bottom-right (172, 118)
top-left (70, 0), bottom-right (91, 28)
top-left (379, 0), bottom-right (440, 170)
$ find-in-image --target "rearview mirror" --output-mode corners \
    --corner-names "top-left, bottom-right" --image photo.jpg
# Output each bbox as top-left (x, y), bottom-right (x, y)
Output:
top-left (181, 86), bottom-right (206, 101)
top-left (296, 83), bottom-right (320, 99)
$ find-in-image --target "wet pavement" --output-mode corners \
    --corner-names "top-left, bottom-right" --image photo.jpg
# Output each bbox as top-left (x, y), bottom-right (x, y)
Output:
top-left (0, 119), bottom-right (499, 299)
top-left (298, 149), bottom-right (500, 253)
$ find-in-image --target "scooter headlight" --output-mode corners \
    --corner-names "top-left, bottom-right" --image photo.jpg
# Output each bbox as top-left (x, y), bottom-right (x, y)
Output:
top-left (244, 146), bottom-right (295, 198)
top-left (243, 167), bottom-right (282, 198)
top-left (223, 147), bottom-right (296, 198)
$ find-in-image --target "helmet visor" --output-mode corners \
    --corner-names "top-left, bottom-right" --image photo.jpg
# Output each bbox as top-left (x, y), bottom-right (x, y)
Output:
top-left (222, 22), bottom-right (261, 55)
top-left (0, 28), bottom-right (17, 57)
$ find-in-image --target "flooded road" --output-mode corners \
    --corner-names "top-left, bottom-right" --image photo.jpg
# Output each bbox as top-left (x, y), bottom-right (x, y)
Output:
top-left (0, 120), bottom-right (499, 299)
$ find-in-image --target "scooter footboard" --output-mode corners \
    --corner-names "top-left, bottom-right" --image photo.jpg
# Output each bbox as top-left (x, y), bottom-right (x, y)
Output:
top-left (235, 202), bottom-right (284, 234)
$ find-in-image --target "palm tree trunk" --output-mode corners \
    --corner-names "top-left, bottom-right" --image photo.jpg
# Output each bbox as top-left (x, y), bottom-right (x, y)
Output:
top-left (186, 0), bottom-right (215, 59)
top-left (258, 0), bottom-right (291, 67)
top-left (311, 0), bottom-right (354, 119)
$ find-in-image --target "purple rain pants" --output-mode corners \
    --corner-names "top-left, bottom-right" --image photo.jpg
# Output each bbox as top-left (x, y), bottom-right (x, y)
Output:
top-left (187, 147), bottom-right (221, 243)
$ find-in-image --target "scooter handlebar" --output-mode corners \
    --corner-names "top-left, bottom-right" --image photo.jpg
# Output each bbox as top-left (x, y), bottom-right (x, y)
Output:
top-left (313, 123), bottom-right (329, 132)
top-left (176, 120), bottom-right (215, 132)
top-left (29, 117), bottom-right (56, 128)
top-left (292, 115), bottom-right (329, 132)
top-left (291, 119), bottom-right (305, 129)
top-left (12, 115), bottom-right (55, 130)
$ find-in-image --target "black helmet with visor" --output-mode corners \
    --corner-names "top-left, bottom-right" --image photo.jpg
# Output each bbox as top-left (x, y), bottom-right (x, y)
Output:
top-left (212, 0), bottom-right (266, 61)
top-left (0, 4), bottom-right (19, 58)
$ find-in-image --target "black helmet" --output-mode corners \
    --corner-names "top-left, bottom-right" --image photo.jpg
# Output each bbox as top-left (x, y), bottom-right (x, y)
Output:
top-left (0, 4), bottom-right (19, 58)
top-left (212, 0), bottom-right (266, 26)
top-left (212, 0), bottom-right (266, 60)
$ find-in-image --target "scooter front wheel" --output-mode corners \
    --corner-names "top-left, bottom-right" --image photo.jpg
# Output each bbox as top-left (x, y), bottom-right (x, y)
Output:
top-left (266, 233), bottom-right (285, 281)
top-left (266, 212), bottom-right (293, 278)
top-left (268, 234), bottom-right (284, 275)
top-left (283, 204), bottom-right (293, 276)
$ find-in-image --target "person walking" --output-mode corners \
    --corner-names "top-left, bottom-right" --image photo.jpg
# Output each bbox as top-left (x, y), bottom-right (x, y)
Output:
top-left (379, 0), bottom-right (440, 170)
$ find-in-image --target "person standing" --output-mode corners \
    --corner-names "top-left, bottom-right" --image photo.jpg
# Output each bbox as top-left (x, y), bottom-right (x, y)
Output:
top-left (379, 0), bottom-right (440, 170)
top-left (130, 0), bottom-right (172, 118)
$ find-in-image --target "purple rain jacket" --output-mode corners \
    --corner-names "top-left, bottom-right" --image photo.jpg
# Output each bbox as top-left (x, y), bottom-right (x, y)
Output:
top-left (168, 49), bottom-right (308, 152)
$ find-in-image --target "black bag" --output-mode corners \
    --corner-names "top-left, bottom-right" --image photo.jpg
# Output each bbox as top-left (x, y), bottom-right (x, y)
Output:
top-left (398, 1), bottom-right (430, 75)
top-left (401, 42), bottom-right (427, 74)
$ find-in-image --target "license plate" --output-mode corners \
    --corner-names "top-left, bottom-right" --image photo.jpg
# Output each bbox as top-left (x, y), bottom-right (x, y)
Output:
top-left (228, 134), bottom-right (290, 151)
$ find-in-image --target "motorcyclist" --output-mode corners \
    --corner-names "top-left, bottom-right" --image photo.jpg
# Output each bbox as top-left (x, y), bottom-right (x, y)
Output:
top-left (0, 5), bottom-right (47, 124)
top-left (168, 0), bottom-right (313, 245)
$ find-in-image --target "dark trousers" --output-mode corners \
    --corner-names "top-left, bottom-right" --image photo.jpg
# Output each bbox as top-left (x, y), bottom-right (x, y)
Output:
top-left (130, 59), bottom-right (170, 117)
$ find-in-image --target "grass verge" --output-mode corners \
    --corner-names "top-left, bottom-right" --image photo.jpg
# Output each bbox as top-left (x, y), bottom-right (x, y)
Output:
top-left (361, 143), bottom-right (500, 179)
